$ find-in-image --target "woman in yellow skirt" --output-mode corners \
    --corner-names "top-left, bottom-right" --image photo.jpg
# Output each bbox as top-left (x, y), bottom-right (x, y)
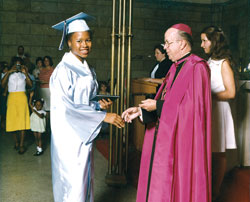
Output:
top-left (1, 56), bottom-right (32, 154)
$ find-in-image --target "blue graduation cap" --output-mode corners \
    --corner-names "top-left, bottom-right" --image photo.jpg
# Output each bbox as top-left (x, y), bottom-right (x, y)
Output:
top-left (52, 12), bottom-right (95, 50)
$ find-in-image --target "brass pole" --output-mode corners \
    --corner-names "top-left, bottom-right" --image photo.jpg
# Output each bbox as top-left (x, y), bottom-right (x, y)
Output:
top-left (106, 0), bottom-right (132, 185)
top-left (119, 0), bottom-right (126, 174)
top-left (115, 0), bottom-right (122, 173)
top-left (125, 0), bottom-right (132, 173)
top-left (108, 0), bottom-right (116, 175)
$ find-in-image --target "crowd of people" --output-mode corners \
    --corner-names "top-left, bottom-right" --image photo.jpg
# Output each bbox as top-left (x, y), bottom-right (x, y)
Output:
top-left (0, 46), bottom-right (54, 156)
top-left (0, 44), bottom-right (114, 157)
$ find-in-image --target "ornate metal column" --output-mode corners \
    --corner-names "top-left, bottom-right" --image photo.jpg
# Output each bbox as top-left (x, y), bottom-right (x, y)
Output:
top-left (105, 0), bottom-right (133, 186)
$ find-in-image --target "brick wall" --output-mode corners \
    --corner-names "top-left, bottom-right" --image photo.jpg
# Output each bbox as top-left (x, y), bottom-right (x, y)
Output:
top-left (222, 0), bottom-right (249, 68)
top-left (0, 0), bottom-right (247, 80)
top-left (132, 1), bottom-right (217, 78)
top-left (0, 0), bottom-right (113, 80)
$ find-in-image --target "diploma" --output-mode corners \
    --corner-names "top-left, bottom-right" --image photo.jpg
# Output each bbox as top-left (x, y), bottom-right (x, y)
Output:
top-left (91, 94), bottom-right (120, 101)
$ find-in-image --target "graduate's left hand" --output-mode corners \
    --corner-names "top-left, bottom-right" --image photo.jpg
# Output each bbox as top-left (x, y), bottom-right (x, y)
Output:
top-left (99, 98), bottom-right (112, 110)
top-left (139, 99), bottom-right (156, 112)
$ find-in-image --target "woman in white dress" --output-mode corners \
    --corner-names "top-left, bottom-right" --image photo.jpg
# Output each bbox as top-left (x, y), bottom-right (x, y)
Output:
top-left (201, 26), bottom-right (236, 201)
top-left (50, 12), bottom-right (124, 202)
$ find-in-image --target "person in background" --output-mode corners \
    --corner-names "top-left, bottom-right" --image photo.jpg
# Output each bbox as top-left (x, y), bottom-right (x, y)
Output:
top-left (50, 12), bottom-right (124, 202)
top-left (0, 61), bottom-right (9, 76)
top-left (38, 56), bottom-right (54, 112)
top-left (32, 57), bottom-right (43, 79)
top-left (141, 44), bottom-right (172, 85)
top-left (32, 57), bottom-right (44, 100)
top-left (201, 25), bottom-right (236, 201)
top-left (38, 55), bottom-right (54, 134)
top-left (98, 80), bottom-right (111, 135)
top-left (16, 45), bottom-right (25, 59)
top-left (122, 23), bottom-right (212, 202)
top-left (24, 54), bottom-right (36, 98)
top-left (29, 91), bottom-right (46, 156)
top-left (1, 57), bottom-right (32, 154)
top-left (98, 81), bottom-right (110, 95)
top-left (23, 53), bottom-right (35, 72)
top-left (149, 44), bottom-right (172, 83)
top-left (0, 62), bottom-right (9, 130)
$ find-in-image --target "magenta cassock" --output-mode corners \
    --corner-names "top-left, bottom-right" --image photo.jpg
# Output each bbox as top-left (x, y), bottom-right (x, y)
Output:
top-left (136, 54), bottom-right (212, 202)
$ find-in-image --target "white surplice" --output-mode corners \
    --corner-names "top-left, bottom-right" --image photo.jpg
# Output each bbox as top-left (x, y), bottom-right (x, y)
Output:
top-left (50, 51), bottom-right (106, 202)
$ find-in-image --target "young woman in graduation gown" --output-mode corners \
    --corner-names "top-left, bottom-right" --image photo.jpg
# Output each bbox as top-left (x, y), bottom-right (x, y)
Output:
top-left (50, 13), bottom-right (124, 202)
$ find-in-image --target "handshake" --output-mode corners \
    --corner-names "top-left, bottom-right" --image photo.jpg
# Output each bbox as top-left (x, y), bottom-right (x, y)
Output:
top-left (122, 99), bottom-right (157, 123)
top-left (100, 98), bottom-right (156, 128)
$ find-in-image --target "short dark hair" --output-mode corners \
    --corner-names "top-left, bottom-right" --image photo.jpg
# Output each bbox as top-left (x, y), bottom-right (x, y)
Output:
top-left (10, 56), bottom-right (24, 67)
top-left (0, 61), bottom-right (9, 72)
top-left (154, 44), bottom-right (165, 54)
top-left (43, 56), bottom-right (53, 66)
top-left (18, 45), bottom-right (24, 50)
top-left (36, 57), bottom-right (43, 65)
top-left (99, 81), bottom-right (108, 88)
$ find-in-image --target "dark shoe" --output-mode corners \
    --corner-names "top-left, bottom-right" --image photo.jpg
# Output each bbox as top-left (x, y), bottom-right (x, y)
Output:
top-left (18, 146), bottom-right (26, 155)
top-left (34, 151), bottom-right (43, 156)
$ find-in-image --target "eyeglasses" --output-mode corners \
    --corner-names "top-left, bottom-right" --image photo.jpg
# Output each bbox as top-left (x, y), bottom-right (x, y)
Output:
top-left (164, 40), bottom-right (180, 48)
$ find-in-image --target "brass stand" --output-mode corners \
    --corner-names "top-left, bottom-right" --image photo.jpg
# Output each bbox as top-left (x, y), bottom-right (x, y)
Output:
top-left (105, 0), bottom-right (133, 186)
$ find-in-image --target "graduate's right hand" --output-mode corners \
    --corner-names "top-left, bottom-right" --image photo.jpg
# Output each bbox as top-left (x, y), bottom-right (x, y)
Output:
top-left (104, 113), bottom-right (125, 128)
top-left (121, 107), bottom-right (141, 123)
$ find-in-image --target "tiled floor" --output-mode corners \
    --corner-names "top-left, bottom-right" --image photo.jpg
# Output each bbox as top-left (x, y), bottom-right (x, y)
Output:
top-left (0, 131), bottom-right (136, 202)
top-left (1, 129), bottom-right (249, 202)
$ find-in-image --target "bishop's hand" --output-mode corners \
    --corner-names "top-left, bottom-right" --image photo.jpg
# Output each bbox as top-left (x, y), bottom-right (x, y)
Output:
top-left (139, 99), bottom-right (156, 112)
top-left (121, 107), bottom-right (142, 123)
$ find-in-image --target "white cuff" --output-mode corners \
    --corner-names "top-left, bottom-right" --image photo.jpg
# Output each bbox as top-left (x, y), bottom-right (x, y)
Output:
top-left (139, 107), bottom-right (143, 122)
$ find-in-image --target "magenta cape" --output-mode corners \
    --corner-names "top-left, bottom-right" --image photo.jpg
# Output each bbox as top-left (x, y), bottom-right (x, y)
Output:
top-left (136, 54), bottom-right (212, 202)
